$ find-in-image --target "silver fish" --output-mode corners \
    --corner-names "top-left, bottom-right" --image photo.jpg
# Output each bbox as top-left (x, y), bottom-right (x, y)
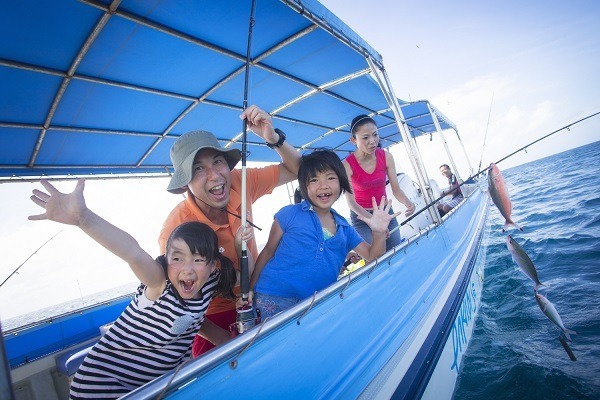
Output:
top-left (535, 292), bottom-right (576, 341)
top-left (506, 235), bottom-right (543, 289)
top-left (488, 163), bottom-right (522, 232)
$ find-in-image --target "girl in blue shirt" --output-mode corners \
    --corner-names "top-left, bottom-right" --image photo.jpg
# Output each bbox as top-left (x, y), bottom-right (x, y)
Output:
top-left (249, 149), bottom-right (401, 318)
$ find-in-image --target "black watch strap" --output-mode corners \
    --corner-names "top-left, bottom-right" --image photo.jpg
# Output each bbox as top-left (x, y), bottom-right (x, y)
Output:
top-left (266, 128), bottom-right (286, 149)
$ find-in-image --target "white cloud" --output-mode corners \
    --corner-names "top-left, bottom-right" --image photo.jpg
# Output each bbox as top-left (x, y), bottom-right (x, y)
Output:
top-left (527, 100), bottom-right (555, 131)
top-left (504, 105), bottom-right (521, 124)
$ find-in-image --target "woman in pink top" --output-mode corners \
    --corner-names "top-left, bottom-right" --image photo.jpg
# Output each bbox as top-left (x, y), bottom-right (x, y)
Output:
top-left (344, 115), bottom-right (415, 250)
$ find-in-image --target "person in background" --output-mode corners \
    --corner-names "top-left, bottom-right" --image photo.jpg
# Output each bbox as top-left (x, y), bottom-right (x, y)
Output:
top-left (293, 187), bottom-right (303, 204)
top-left (247, 149), bottom-right (400, 318)
top-left (159, 105), bottom-right (301, 357)
top-left (437, 163), bottom-right (463, 216)
top-left (28, 179), bottom-right (237, 399)
top-left (344, 115), bottom-right (415, 250)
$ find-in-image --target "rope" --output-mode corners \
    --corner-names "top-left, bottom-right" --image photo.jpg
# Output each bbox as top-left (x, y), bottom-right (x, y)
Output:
top-left (229, 316), bottom-right (269, 369)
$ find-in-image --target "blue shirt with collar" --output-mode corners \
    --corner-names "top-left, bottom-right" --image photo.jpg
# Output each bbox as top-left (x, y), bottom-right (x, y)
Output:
top-left (255, 200), bottom-right (363, 299)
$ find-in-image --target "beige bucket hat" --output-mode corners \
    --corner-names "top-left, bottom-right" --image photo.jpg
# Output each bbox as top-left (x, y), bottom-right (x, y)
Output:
top-left (167, 130), bottom-right (241, 194)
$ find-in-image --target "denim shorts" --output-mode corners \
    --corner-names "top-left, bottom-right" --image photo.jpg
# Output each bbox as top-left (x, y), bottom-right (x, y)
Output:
top-left (255, 292), bottom-right (301, 319)
top-left (350, 207), bottom-right (401, 251)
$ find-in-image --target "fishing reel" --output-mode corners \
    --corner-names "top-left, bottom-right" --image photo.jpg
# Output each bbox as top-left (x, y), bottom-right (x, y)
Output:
top-left (231, 304), bottom-right (261, 335)
top-left (232, 246), bottom-right (260, 335)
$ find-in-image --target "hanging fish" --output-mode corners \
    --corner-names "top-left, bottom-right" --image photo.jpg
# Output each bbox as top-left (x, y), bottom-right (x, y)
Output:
top-left (487, 163), bottom-right (522, 231)
top-left (506, 235), bottom-right (543, 289)
top-left (535, 292), bottom-right (576, 341)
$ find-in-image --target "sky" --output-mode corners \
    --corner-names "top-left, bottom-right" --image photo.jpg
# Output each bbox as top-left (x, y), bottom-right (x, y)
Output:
top-left (1, 1), bottom-right (599, 324)
top-left (320, 0), bottom-right (600, 174)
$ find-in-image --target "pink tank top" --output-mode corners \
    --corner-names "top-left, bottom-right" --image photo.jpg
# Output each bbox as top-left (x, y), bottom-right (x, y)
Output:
top-left (346, 148), bottom-right (387, 208)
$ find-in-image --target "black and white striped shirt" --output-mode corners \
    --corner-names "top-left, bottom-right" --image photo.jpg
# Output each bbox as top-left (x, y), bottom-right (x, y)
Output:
top-left (70, 272), bottom-right (219, 399)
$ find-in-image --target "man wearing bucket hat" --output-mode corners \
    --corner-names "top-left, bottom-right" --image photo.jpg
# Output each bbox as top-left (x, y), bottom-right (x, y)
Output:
top-left (159, 105), bottom-right (301, 356)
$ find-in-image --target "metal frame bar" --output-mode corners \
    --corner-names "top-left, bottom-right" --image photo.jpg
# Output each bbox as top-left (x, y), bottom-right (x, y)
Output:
top-left (1, 1), bottom-right (384, 180)
top-left (366, 60), bottom-right (441, 224)
top-left (0, 0), bottom-right (457, 183)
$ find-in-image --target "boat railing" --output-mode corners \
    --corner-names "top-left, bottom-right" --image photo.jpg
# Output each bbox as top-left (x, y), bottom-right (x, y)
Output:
top-left (4, 294), bottom-right (133, 369)
top-left (392, 173), bottom-right (484, 242)
top-left (3, 293), bottom-right (133, 336)
top-left (122, 186), bottom-right (488, 399)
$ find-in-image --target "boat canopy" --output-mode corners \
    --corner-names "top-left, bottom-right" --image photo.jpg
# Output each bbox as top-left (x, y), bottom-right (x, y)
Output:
top-left (0, 0), bottom-right (456, 181)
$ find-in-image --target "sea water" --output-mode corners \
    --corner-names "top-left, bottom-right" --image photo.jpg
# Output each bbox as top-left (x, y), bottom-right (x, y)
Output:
top-left (454, 141), bottom-right (600, 399)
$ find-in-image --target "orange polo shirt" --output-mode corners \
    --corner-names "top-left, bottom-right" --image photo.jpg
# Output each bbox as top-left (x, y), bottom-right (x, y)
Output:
top-left (158, 165), bottom-right (279, 314)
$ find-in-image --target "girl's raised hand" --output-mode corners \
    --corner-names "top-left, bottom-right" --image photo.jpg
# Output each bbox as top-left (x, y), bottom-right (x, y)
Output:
top-left (358, 196), bottom-right (401, 233)
top-left (29, 179), bottom-right (88, 226)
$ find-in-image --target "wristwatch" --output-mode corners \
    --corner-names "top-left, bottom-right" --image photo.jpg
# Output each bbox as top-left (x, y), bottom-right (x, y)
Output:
top-left (266, 128), bottom-right (286, 149)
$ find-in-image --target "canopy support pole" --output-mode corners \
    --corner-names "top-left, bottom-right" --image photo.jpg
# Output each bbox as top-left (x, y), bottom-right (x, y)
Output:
top-left (367, 59), bottom-right (441, 224)
top-left (455, 128), bottom-right (476, 177)
top-left (427, 102), bottom-right (461, 182)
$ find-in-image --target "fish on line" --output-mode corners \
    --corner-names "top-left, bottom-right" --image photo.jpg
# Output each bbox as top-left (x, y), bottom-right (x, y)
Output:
top-left (487, 163), bottom-right (522, 232)
top-left (506, 235), bottom-right (544, 290)
top-left (535, 291), bottom-right (576, 342)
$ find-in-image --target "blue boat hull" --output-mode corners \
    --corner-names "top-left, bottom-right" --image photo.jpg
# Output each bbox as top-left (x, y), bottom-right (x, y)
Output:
top-left (4, 188), bottom-right (487, 399)
top-left (123, 188), bottom-right (489, 399)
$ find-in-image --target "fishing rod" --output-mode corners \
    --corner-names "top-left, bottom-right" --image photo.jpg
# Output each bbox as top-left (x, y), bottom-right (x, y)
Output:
top-left (235, 0), bottom-right (258, 335)
top-left (0, 230), bottom-right (62, 288)
top-left (494, 111), bottom-right (600, 165)
top-left (477, 92), bottom-right (494, 174)
top-left (393, 111), bottom-right (600, 231)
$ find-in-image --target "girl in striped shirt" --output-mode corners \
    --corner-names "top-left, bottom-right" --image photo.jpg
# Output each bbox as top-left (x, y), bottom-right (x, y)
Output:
top-left (29, 179), bottom-right (241, 398)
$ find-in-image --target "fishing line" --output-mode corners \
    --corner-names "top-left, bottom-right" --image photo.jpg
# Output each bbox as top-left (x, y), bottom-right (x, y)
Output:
top-left (477, 92), bottom-right (494, 174)
top-left (0, 230), bottom-right (62, 288)
top-left (392, 111), bottom-right (600, 231)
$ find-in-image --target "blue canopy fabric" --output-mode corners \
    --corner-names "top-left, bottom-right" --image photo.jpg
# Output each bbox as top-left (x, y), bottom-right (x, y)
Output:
top-left (0, 0), bottom-right (455, 181)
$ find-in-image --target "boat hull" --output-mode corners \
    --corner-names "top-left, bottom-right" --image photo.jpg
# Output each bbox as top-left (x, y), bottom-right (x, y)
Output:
top-left (123, 188), bottom-right (489, 399)
top-left (4, 189), bottom-right (487, 399)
